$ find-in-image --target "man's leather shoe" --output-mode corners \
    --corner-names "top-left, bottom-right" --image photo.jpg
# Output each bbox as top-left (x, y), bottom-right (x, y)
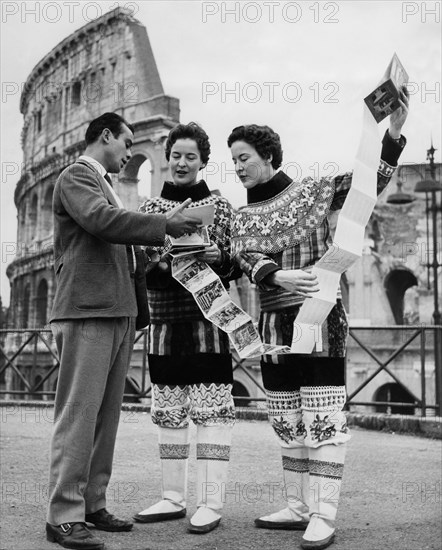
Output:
top-left (85, 509), bottom-right (133, 532)
top-left (46, 522), bottom-right (104, 549)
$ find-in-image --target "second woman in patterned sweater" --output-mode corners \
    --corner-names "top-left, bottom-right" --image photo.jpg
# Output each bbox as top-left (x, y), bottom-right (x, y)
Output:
top-left (228, 87), bottom-right (409, 550)
top-left (134, 122), bottom-right (236, 534)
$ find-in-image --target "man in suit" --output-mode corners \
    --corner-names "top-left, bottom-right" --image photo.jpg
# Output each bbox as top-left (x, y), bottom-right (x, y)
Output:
top-left (46, 112), bottom-right (200, 550)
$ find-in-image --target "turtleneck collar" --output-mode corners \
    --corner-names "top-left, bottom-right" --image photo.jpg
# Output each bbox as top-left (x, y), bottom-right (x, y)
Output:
top-left (247, 171), bottom-right (293, 204)
top-left (161, 180), bottom-right (212, 201)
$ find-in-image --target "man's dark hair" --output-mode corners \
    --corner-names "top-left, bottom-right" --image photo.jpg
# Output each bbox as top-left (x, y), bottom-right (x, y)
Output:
top-left (165, 122), bottom-right (211, 165)
top-left (227, 124), bottom-right (283, 170)
top-left (85, 112), bottom-right (134, 145)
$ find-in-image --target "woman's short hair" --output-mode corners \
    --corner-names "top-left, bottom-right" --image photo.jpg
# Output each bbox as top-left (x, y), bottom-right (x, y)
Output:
top-left (227, 124), bottom-right (283, 169)
top-left (165, 122), bottom-right (211, 165)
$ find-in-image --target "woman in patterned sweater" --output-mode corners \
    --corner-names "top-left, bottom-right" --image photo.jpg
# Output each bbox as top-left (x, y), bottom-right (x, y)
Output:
top-left (134, 122), bottom-right (235, 534)
top-left (228, 89), bottom-right (409, 550)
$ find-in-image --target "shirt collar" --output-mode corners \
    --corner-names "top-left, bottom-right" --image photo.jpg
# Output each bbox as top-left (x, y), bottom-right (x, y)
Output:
top-left (78, 155), bottom-right (107, 178)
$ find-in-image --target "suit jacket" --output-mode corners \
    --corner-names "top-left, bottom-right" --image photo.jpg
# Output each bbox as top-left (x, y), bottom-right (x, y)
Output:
top-left (50, 159), bottom-right (167, 322)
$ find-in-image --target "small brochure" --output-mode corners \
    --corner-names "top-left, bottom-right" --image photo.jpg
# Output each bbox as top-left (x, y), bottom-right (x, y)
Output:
top-left (364, 53), bottom-right (408, 123)
top-left (164, 204), bottom-right (215, 252)
top-left (165, 226), bottom-right (211, 253)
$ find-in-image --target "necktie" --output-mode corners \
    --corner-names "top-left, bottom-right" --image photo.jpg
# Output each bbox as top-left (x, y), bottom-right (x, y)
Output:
top-left (103, 172), bottom-right (137, 274)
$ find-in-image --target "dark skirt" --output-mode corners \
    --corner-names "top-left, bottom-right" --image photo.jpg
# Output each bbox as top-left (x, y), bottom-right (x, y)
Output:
top-left (148, 353), bottom-right (233, 386)
top-left (147, 319), bottom-right (233, 385)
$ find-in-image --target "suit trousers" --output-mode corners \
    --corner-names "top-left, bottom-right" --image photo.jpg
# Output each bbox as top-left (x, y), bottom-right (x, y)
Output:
top-left (47, 317), bottom-right (135, 525)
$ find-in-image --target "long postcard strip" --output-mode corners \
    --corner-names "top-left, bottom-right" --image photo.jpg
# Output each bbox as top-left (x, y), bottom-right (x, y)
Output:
top-left (171, 254), bottom-right (290, 358)
top-left (290, 56), bottom-right (405, 353)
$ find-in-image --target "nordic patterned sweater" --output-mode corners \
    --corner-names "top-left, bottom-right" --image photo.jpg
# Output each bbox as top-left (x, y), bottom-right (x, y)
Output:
top-left (139, 180), bottom-right (235, 323)
top-left (231, 130), bottom-right (406, 312)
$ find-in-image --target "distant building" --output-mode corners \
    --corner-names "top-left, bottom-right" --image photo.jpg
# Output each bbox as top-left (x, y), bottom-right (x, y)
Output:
top-left (344, 160), bottom-right (441, 414)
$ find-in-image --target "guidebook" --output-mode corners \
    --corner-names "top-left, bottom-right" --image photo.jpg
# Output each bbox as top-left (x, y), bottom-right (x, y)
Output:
top-left (364, 53), bottom-right (408, 123)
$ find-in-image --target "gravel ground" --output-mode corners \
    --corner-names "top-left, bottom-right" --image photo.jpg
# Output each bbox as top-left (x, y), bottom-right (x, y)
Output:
top-left (1, 407), bottom-right (441, 550)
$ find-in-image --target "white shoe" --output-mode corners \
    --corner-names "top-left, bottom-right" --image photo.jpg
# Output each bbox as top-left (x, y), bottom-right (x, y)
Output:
top-left (133, 499), bottom-right (186, 523)
top-left (301, 443), bottom-right (346, 550)
top-left (255, 507), bottom-right (309, 530)
top-left (188, 506), bottom-right (221, 534)
top-left (301, 514), bottom-right (335, 549)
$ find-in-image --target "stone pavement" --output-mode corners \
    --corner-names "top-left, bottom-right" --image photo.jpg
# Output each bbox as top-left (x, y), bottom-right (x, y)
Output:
top-left (1, 407), bottom-right (441, 550)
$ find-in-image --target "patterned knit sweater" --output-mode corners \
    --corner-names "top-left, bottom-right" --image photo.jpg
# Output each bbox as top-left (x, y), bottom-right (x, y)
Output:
top-left (232, 130), bottom-right (406, 312)
top-left (139, 180), bottom-right (235, 323)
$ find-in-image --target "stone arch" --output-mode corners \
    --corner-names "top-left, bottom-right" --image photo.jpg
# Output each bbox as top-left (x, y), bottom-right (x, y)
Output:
top-left (128, 130), bottom-right (176, 199)
top-left (41, 185), bottom-right (54, 236)
top-left (19, 199), bottom-right (27, 243)
top-left (138, 157), bottom-right (153, 204)
top-left (122, 152), bottom-right (153, 207)
top-left (29, 192), bottom-right (39, 241)
top-left (232, 380), bottom-right (251, 407)
top-left (36, 278), bottom-right (48, 327)
top-left (22, 282), bottom-right (31, 328)
top-left (374, 383), bottom-right (416, 415)
top-left (119, 135), bottom-right (174, 209)
top-left (384, 268), bottom-right (418, 324)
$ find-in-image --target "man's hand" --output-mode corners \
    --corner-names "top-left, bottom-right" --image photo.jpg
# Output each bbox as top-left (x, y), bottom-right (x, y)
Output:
top-left (269, 269), bottom-right (319, 298)
top-left (195, 243), bottom-right (222, 266)
top-left (165, 198), bottom-right (202, 238)
top-left (389, 85), bottom-right (409, 138)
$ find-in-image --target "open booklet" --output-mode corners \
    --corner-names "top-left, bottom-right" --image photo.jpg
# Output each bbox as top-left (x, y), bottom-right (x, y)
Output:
top-left (164, 204), bottom-right (215, 253)
top-left (165, 226), bottom-right (211, 252)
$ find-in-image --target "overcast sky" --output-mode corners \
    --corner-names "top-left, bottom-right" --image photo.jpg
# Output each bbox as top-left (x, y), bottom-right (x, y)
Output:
top-left (1, 0), bottom-right (441, 306)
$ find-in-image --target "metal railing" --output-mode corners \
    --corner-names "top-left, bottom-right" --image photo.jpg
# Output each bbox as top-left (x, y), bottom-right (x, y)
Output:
top-left (0, 325), bottom-right (440, 416)
top-left (346, 324), bottom-right (441, 417)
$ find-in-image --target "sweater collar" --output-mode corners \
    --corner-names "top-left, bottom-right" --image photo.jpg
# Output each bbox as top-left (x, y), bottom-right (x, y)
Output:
top-left (247, 171), bottom-right (293, 204)
top-left (161, 180), bottom-right (211, 201)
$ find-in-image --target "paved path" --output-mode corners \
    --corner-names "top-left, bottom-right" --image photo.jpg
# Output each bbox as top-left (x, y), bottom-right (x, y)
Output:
top-left (1, 407), bottom-right (440, 550)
